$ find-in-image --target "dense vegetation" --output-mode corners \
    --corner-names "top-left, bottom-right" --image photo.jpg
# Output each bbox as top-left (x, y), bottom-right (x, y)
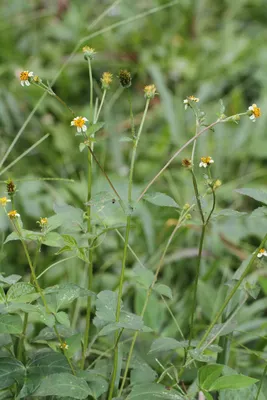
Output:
top-left (1, 1), bottom-right (267, 399)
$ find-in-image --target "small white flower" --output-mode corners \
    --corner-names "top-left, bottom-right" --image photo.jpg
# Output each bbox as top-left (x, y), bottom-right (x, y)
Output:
top-left (199, 156), bottom-right (214, 168)
top-left (8, 210), bottom-right (20, 219)
top-left (248, 104), bottom-right (261, 122)
top-left (70, 116), bottom-right (88, 133)
top-left (0, 197), bottom-right (11, 207)
top-left (20, 71), bottom-right (34, 87)
top-left (257, 248), bottom-right (267, 258)
top-left (183, 96), bottom-right (199, 110)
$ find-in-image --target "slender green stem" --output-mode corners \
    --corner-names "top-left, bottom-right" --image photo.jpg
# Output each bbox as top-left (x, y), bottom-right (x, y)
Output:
top-left (190, 170), bottom-right (205, 224)
top-left (108, 99), bottom-right (150, 400)
top-left (119, 209), bottom-right (192, 396)
top-left (88, 59), bottom-right (93, 123)
top-left (94, 89), bottom-right (106, 123)
top-left (191, 119), bottom-right (199, 166)
top-left (197, 233), bottom-right (267, 350)
top-left (255, 364), bottom-right (267, 400)
top-left (17, 312), bottom-right (28, 362)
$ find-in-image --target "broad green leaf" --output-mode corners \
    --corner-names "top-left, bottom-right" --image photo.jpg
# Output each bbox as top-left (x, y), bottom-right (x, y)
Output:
top-left (86, 121), bottom-right (105, 137)
top-left (210, 375), bottom-right (258, 391)
top-left (143, 192), bottom-right (179, 208)
top-left (219, 385), bottom-right (265, 400)
top-left (4, 230), bottom-right (42, 244)
top-left (0, 357), bottom-right (25, 389)
top-left (153, 284), bottom-right (173, 299)
top-left (63, 334), bottom-right (82, 358)
top-left (236, 188), bottom-right (267, 205)
top-left (78, 370), bottom-right (108, 399)
top-left (79, 142), bottom-right (86, 152)
top-left (6, 282), bottom-right (39, 303)
top-left (0, 274), bottom-right (21, 285)
top-left (198, 364), bottom-right (224, 390)
top-left (213, 209), bottom-right (247, 218)
top-left (149, 337), bottom-right (186, 353)
top-left (0, 314), bottom-right (22, 334)
top-left (32, 305), bottom-right (55, 328)
top-left (94, 290), bottom-right (118, 327)
top-left (6, 303), bottom-right (37, 313)
top-left (33, 373), bottom-right (92, 399)
top-left (128, 383), bottom-right (183, 399)
top-left (44, 284), bottom-right (93, 312)
top-left (42, 232), bottom-right (63, 247)
top-left (119, 136), bottom-right (133, 142)
top-left (33, 326), bottom-right (75, 342)
top-left (132, 266), bottom-right (154, 289)
top-left (56, 311), bottom-right (70, 327)
top-left (131, 364), bottom-right (157, 385)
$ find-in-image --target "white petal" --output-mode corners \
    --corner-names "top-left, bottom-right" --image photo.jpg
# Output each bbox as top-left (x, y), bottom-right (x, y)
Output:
top-left (74, 117), bottom-right (79, 121)
top-left (7, 199), bottom-right (11, 203)
top-left (209, 159), bottom-right (214, 163)
top-left (77, 127), bottom-right (81, 133)
top-left (183, 99), bottom-right (188, 104)
top-left (25, 80), bottom-right (30, 86)
top-left (29, 71), bottom-right (34, 77)
top-left (257, 253), bottom-right (262, 258)
top-left (71, 121), bottom-right (75, 126)
top-left (82, 124), bottom-right (87, 132)
top-left (83, 117), bottom-right (88, 121)
top-left (21, 81), bottom-right (24, 87)
top-left (199, 162), bottom-right (203, 167)
top-left (184, 104), bottom-right (188, 110)
top-left (249, 115), bottom-right (255, 120)
top-left (16, 213), bottom-right (20, 217)
top-left (248, 106), bottom-right (253, 111)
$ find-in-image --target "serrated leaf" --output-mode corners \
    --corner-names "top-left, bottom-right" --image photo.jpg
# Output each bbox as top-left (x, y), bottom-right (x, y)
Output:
top-left (33, 373), bottom-right (92, 399)
top-left (153, 284), bottom-right (173, 299)
top-left (0, 357), bottom-right (25, 390)
top-left (236, 188), bottom-right (267, 205)
top-left (143, 192), bottom-right (179, 208)
top-left (132, 266), bottom-right (154, 289)
top-left (131, 364), bottom-right (157, 385)
top-left (128, 383), bottom-right (183, 399)
top-left (0, 274), bottom-right (21, 285)
top-left (87, 122), bottom-right (105, 137)
top-left (213, 209), bottom-right (247, 218)
top-left (78, 370), bottom-right (108, 399)
top-left (0, 314), bottom-right (23, 334)
top-left (149, 337), bottom-right (186, 353)
top-left (33, 326), bottom-right (75, 342)
top-left (56, 311), bottom-right (70, 327)
top-left (209, 374), bottom-right (258, 391)
top-left (94, 290), bottom-right (118, 326)
top-left (44, 284), bottom-right (93, 312)
top-left (6, 283), bottom-right (39, 303)
top-left (42, 232), bottom-right (63, 247)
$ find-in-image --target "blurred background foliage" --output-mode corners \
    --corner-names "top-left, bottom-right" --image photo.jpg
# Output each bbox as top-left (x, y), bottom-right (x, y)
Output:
top-left (1, 0), bottom-right (267, 385)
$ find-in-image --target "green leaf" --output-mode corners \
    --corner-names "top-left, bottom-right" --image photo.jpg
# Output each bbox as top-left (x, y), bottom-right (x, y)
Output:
top-left (33, 373), bottom-right (92, 399)
top-left (143, 192), bottom-right (179, 208)
top-left (33, 326), bottom-right (75, 342)
top-left (0, 357), bottom-right (25, 390)
top-left (44, 284), bottom-right (94, 312)
top-left (149, 337), bottom-right (186, 353)
top-left (0, 274), bottom-right (21, 285)
top-left (78, 370), bottom-right (108, 399)
top-left (6, 282), bottom-right (39, 303)
top-left (0, 314), bottom-right (23, 334)
top-left (131, 364), bottom-right (157, 385)
top-left (219, 99), bottom-right (225, 114)
top-left (209, 375), bottom-right (258, 391)
top-left (86, 121), bottom-right (105, 137)
top-left (119, 136), bottom-right (133, 142)
top-left (94, 290), bottom-right (118, 327)
top-left (132, 266), bottom-right (154, 289)
top-left (42, 232), bottom-right (64, 247)
top-left (236, 188), bottom-right (267, 205)
top-left (198, 364), bottom-right (224, 390)
top-left (79, 142), bottom-right (86, 152)
top-left (213, 209), bottom-right (247, 218)
top-left (56, 311), bottom-right (70, 327)
top-left (128, 383), bottom-right (183, 399)
top-left (153, 284), bottom-right (173, 299)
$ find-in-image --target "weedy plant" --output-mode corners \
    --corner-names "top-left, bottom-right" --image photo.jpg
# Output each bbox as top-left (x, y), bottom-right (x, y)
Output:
top-left (0, 44), bottom-right (267, 400)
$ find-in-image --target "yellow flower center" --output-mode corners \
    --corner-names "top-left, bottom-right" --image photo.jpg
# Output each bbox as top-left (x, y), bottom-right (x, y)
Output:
top-left (188, 95), bottom-right (199, 102)
top-left (40, 217), bottom-right (48, 226)
top-left (0, 197), bottom-right (8, 206)
top-left (20, 71), bottom-right (30, 81)
top-left (252, 104), bottom-right (261, 118)
top-left (8, 210), bottom-right (18, 219)
top-left (73, 117), bottom-right (86, 128)
top-left (101, 72), bottom-right (113, 85)
top-left (201, 156), bottom-right (212, 164)
top-left (259, 248), bottom-right (266, 254)
top-left (82, 46), bottom-right (95, 53)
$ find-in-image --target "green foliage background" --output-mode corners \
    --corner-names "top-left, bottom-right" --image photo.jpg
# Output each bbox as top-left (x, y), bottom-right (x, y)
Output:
top-left (1, 0), bottom-right (267, 398)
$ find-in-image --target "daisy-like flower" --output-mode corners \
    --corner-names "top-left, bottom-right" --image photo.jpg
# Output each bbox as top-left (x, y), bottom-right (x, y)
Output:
top-left (37, 217), bottom-right (48, 228)
top-left (248, 103), bottom-right (261, 122)
top-left (82, 46), bottom-right (96, 60)
top-left (118, 70), bottom-right (132, 88)
top-left (0, 197), bottom-right (11, 207)
top-left (184, 95), bottom-right (199, 110)
top-left (20, 71), bottom-right (34, 87)
top-left (199, 156), bottom-right (214, 168)
top-left (8, 210), bottom-right (20, 219)
top-left (71, 116), bottom-right (88, 133)
top-left (144, 84), bottom-right (157, 99)
top-left (101, 72), bottom-right (113, 89)
top-left (60, 342), bottom-right (69, 350)
top-left (257, 248), bottom-right (267, 258)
